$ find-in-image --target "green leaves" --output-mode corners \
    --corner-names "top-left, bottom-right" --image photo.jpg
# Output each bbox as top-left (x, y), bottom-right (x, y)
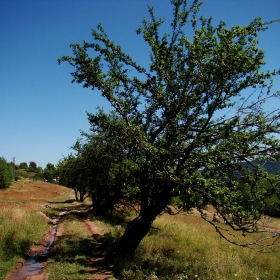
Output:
top-left (60, 0), bottom-right (280, 250)
top-left (0, 157), bottom-right (14, 189)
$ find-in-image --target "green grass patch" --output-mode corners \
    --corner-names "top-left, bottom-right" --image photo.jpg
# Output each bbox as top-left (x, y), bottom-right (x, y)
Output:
top-left (0, 207), bottom-right (49, 279)
top-left (116, 213), bottom-right (280, 280)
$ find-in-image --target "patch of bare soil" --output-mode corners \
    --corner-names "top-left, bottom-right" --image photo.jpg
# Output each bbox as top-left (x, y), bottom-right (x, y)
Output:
top-left (83, 219), bottom-right (116, 280)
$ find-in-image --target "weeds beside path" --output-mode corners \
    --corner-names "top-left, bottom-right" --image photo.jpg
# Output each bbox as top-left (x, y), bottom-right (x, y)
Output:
top-left (0, 179), bottom-right (71, 280)
top-left (2, 179), bottom-right (117, 280)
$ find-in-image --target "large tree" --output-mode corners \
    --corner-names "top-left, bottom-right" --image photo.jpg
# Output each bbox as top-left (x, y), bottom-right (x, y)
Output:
top-left (59, 0), bottom-right (280, 258)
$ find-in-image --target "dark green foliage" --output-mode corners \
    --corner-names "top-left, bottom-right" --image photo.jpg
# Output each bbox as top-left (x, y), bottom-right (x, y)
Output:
top-left (261, 173), bottom-right (280, 217)
top-left (28, 161), bottom-right (37, 172)
top-left (58, 155), bottom-right (89, 201)
top-left (264, 195), bottom-right (280, 217)
top-left (58, 113), bottom-right (140, 216)
top-left (0, 157), bottom-right (14, 189)
top-left (32, 172), bottom-right (43, 181)
top-left (43, 163), bottom-right (57, 182)
top-left (82, 112), bottom-right (140, 217)
top-left (19, 162), bottom-right (28, 170)
top-left (59, 0), bottom-right (280, 257)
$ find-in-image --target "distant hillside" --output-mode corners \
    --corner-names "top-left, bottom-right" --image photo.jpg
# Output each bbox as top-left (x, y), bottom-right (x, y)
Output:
top-left (242, 161), bottom-right (280, 175)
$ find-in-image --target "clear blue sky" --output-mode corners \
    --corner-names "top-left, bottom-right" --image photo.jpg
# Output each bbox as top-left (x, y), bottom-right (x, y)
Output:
top-left (1, 0), bottom-right (280, 168)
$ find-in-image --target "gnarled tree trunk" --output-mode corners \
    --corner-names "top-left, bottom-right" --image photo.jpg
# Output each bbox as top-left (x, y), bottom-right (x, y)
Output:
top-left (114, 213), bottom-right (155, 259)
top-left (114, 185), bottom-right (173, 259)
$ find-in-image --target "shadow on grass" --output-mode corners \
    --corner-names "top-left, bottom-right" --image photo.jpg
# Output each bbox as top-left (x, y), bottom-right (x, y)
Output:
top-left (44, 200), bottom-right (92, 216)
top-left (48, 209), bottom-right (186, 279)
top-left (46, 198), bottom-right (131, 226)
top-left (88, 211), bottom-right (130, 229)
top-left (51, 222), bottom-right (117, 278)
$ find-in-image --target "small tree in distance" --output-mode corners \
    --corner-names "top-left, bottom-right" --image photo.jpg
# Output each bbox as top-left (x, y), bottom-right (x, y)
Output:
top-left (0, 157), bottom-right (14, 189)
top-left (58, 155), bottom-right (89, 201)
top-left (43, 163), bottom-right (58, 182)
top-left (28, 161), bottom-right (37, 172)
top-left (59, 0), bottom-right (280, 258)
top-left (19, 162), bottom-right (28, 170)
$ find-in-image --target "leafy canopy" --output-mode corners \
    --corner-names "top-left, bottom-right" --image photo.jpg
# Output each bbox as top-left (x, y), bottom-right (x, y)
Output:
top-left (59, 0), bottom-right (280, 250)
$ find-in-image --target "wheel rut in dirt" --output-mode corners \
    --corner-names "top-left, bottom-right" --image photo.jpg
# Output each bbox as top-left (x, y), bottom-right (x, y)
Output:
top-left (82, 218), bottom-right (116, 280)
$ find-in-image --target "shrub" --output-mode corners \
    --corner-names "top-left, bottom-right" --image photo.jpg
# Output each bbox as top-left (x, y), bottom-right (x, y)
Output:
top-left (0, 157), bottom-right (14, 189)
top-left (264, 195), bottom-right (280, 217)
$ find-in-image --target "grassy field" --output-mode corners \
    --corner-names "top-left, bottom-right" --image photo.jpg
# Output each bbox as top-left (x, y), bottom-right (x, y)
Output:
top-left (125, 214), bottom-right (280, 279)
top-left (1, 179), bottom-right (280, 279)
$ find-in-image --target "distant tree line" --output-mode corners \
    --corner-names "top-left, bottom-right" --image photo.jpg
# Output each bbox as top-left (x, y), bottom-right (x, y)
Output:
top-left (0, 158), bottom-right (59, 188)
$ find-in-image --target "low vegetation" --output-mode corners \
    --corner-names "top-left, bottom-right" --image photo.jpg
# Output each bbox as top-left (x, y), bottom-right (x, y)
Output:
top-left (118, 213), bottom-right (280, 279)
top-left (44, 204), bottom-right (280, 280)
top-left (0, 206), bottom-right (48, 278)
top-left (45, 209), bottom-right (119, 279)
top-left (0, 179), bottom-right (73, 279)
top-left (1, 179), bottom-right (280, 279)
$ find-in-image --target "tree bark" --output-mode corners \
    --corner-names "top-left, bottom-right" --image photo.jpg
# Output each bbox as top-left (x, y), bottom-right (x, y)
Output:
top-left (74, 187), bottom-right (78, 201)
top-left (114, 214), bottom-right (154, 259)
top-left (113, 182), bottom-right (173, 259)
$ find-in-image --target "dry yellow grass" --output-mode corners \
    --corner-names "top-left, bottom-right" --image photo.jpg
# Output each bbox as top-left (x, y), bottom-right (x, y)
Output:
top-left (0, 178), bottom-right (73, 210)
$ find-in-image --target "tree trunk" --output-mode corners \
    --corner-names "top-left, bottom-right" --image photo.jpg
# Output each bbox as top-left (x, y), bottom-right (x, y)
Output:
top-left (78, 190), bottom-right (88, 201)
top-left (74, 187), bottom-right (78, 201)
top-left (113, 181), bottom-right (174, 260)
top-left (114, 214), bottom-right (154, 259)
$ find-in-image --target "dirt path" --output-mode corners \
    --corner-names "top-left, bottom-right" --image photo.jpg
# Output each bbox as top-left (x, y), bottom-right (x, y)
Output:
top-left (82, 219), bottom-right (116, 280)
top-left (5, 211), bottom-right (116, 280)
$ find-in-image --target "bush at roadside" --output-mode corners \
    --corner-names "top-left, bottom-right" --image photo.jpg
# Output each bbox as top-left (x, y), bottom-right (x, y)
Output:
top-left (0, 157), bottom-right (14, 189)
